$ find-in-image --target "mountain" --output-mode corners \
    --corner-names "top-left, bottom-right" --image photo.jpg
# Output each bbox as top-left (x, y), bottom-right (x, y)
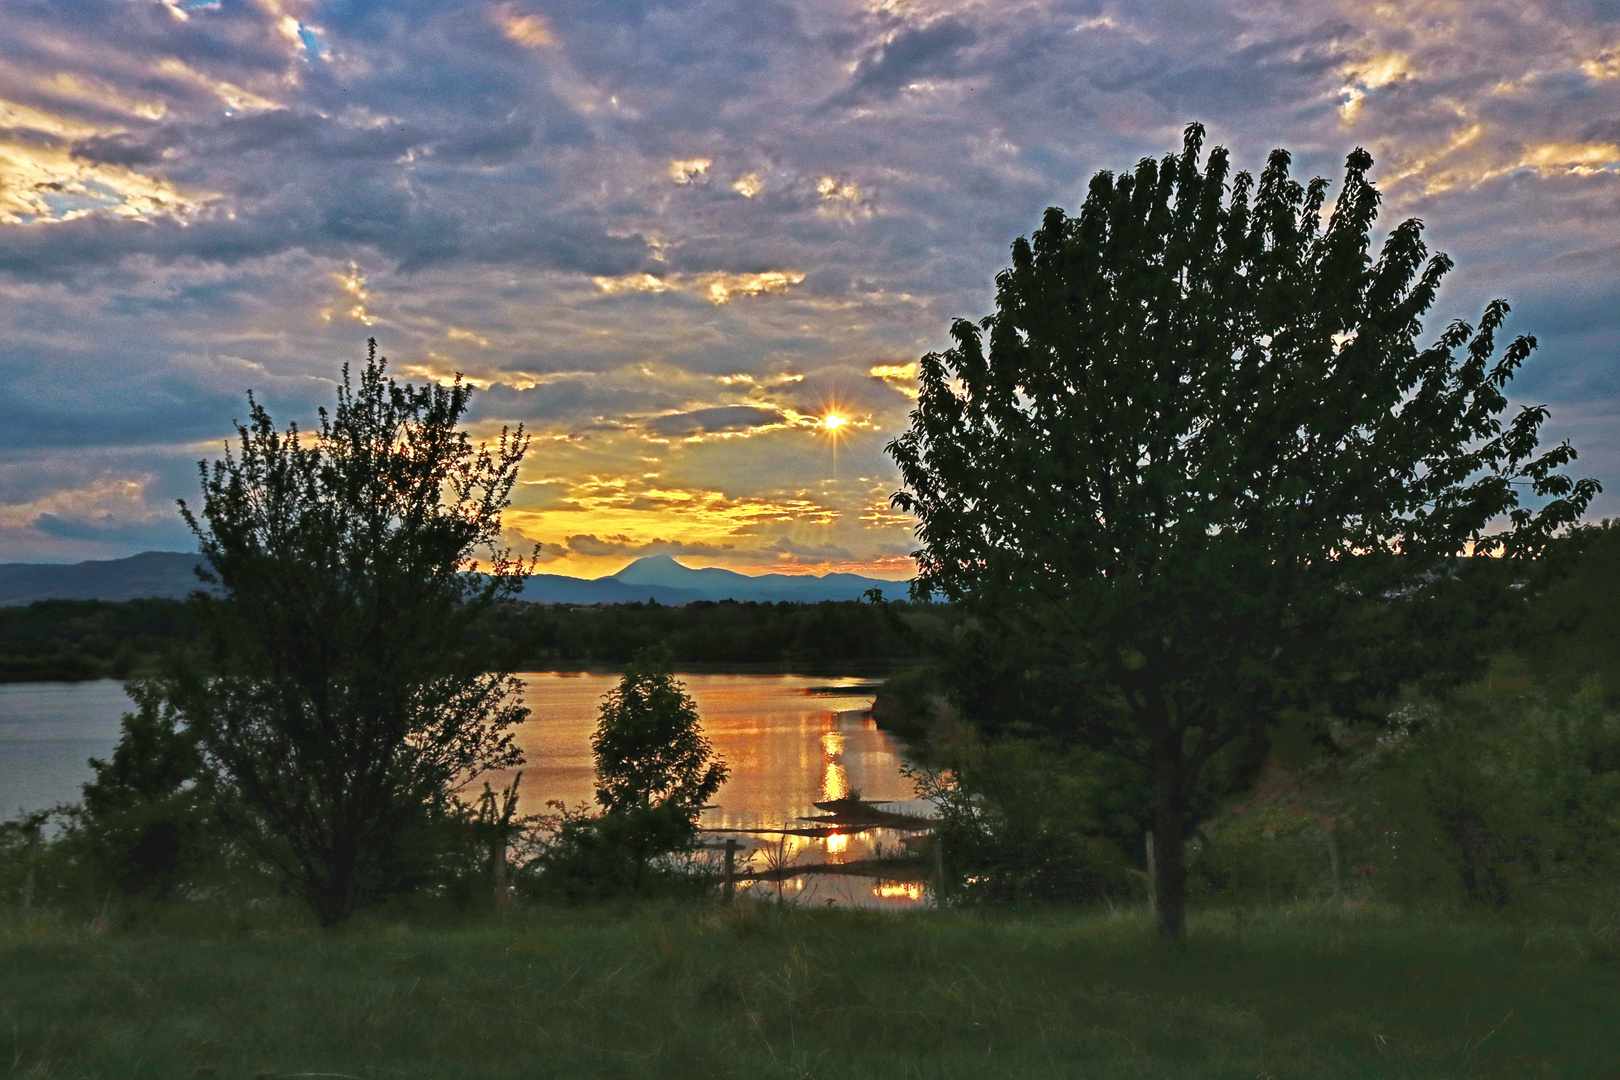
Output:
top-left (514, 554), bottom-right (906, 605)
top-left (0, 551), bottom-right (908, 606)
top-left (0, 551), bottom-right (210, 605)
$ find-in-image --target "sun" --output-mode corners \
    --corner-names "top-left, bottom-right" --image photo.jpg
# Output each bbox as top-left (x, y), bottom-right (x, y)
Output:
top-left (822, 413), bottom-right (848, 431)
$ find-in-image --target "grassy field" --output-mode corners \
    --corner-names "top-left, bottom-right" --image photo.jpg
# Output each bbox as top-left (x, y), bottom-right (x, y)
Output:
top-left (3, 899), bottom-right (1618, 1079)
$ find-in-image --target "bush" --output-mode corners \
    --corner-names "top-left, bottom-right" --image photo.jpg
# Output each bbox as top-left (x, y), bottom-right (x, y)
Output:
top-left (909, 736), bottom-right (1130, 904)
top-left (1355, 683), bottom-right (1620, 908)
top-left (516, 800), bottom-right (712, 903)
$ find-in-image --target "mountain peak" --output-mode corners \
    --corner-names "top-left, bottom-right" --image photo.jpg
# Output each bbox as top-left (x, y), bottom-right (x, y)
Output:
top-left (607, 554), bottom-right (703, 587)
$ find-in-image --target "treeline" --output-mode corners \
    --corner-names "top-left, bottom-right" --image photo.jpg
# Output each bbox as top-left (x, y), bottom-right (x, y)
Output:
top-left (0, 595), bottom-right (936, 681)
top-left (882, 523), bottom-right (1620, 910)
top-left (482, 597), bottom-right (933, 668)
top-left (0, 599), bottom-right (204, 683)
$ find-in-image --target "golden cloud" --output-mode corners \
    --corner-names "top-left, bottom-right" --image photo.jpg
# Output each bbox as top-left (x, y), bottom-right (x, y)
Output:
top-left (592, 272), bottom-right (670, 296)
top-left (668, 158), bottom-right (712, 184)
top-left (0, 99), bottom-right (101, 141)
top-left (1521, 142), bottom-right (1620, 175)
top-left (154, 57), bottom-right (280, 112)
top-left (47, 74), bottom-right (167, 121)
top-left (591, 270), bottom-right (805, 305)
top-left (1581, 47), bottom-right (1620, 80)
top-left (1337, 49), bottom-right (1412, 124)
top-left (869, 362), bottom-right (920, 398)
top-left (0, 132), bottom-right (202, 225)
top-left (699, 270), bottom-right (805, 304)
top-left (447, 327), bottom-right (491, 346)
top-left (859, 498), bottom-right (913, 529)
top-left (491, 3), bottom-right (553, 47)
top-left (816, 175), bottom-right (871, 219)
top-left (732, 172), bottom-right (763, 197)
top-left (318, 262), bottom-right (374, 325)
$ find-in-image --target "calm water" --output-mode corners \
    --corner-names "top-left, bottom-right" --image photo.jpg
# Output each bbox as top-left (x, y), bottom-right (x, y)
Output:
top-left (0, 673), bottom-right (929, 907)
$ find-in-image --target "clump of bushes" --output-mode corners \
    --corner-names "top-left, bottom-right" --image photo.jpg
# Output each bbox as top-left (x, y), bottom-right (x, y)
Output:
top-left (908, 735), bottom-right (1132, 905)
top-left (1353, 682), bottom-right (1620, 909)
top-left (518, 647), bottom-right (729, 903)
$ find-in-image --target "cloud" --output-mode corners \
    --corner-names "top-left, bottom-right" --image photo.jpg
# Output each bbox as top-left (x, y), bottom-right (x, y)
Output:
top-left (491, 4), bottom-right (554, 48)
top-left (643, 405), bottom-right (788, 438)
top-left (2, 0), bottom-right (1619, 576)
top-left (667, 158), bottom-right (712, 184)
top-left (591, 270), bottom-right (807, 304)
top-left (830, 16), bottom-right (979, 107)
top-left (0, 465), bottom-right (195, 561)
top-left (565, 533), bottom-right (737, 558)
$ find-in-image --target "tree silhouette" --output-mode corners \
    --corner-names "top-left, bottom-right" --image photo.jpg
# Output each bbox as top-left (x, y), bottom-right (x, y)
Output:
top-left (159, 341), bottom-right (531, 925)
top-left (592, 647), bottom-right (727, 886)
top-left (887, 125), bottom-right (1599, 938)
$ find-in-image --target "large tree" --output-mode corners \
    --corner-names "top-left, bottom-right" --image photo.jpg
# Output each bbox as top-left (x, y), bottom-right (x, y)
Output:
top-left (160, 342), bottom-right (531, 925)
top-left (887, 125), bottom-right (1599, 938)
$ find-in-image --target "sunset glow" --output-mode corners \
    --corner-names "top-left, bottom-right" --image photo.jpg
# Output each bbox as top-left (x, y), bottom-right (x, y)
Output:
top-left (0, 0), bottom-right (1614, 567)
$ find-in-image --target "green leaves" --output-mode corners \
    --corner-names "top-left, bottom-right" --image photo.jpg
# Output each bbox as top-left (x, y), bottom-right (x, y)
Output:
top-left (886, 124), bottom-right (1599, 936)
top-left (163, 341), bottom-right (533, 924)
top-left (592, 648), bottom-right (727, 818)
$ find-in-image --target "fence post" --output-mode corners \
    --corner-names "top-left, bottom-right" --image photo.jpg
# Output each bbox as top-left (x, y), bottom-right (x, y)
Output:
top-left (933, 832), bottom-right (947, 908)
top-left (1327, 828), bottom-right (1341, 904)
top-left (722, 838), bottom-right (741, 904)
top-left (1145, 831), bottom-right (1157, 918)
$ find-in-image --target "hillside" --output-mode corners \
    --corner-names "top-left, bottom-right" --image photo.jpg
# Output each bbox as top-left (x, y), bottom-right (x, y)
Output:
top-left (1, 552), bottom-right (907, 606)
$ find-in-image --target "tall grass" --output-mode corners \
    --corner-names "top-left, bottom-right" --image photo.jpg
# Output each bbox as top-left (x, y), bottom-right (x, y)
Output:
top-left (5, 896), bottom-right (1618, 1078)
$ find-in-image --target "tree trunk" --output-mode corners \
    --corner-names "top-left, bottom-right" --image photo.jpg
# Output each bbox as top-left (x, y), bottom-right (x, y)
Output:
top-left (1152, 751), bottom-right (1189, 940)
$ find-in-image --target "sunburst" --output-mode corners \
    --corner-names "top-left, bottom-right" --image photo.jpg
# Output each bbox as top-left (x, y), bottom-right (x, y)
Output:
top-left (817, 410), bottom-right (853, 476)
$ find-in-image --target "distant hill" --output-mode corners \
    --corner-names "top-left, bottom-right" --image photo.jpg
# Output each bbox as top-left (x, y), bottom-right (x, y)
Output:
top-left (0, 551), bottom-right (209, 605)
top-left (0, 551), bottom-right (908, 606)
top-left (517, 555), bottom-right (906, 604)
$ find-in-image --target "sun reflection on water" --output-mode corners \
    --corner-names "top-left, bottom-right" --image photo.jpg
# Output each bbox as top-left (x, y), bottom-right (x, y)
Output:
top-left (488, 672), bottom-right (929, 906)
top-left (874, 881), bottom-right (923, 900)
top-left (821, 760), bottom-right (848, 801)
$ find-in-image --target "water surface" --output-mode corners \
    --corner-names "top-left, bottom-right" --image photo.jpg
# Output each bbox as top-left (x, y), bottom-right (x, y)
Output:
top-left (0, 673), bottom-right (928, 904)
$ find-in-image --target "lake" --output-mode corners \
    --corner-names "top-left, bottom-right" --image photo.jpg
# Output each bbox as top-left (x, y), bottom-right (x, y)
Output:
top-left (0, 672), bottom-right (930, 907)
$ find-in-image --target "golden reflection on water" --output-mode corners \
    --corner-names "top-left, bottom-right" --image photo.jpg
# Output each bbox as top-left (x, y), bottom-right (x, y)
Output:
top-left (874, 881), bottom-right (924, 901)
top-left (489, 673), bottom-right (930, 906)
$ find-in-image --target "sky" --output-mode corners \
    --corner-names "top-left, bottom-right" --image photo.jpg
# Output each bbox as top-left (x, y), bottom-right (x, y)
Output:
top-left (1, 0), bottom-right (1617, 578)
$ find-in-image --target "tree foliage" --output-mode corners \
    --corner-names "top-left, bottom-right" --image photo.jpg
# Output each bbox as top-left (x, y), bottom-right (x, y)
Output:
top-left (1520, 520), bottom-right (1620, 706)
top-left (155, 341), bottom-right (531, 925)
top-left (593, 647), bottom-right (727, 818)
top-left (588, 647), bottom-right (728, 887)
top-left (72, 683), bottom-right (217, 899)
top-left (887, 124), bottom-right (1598, 937)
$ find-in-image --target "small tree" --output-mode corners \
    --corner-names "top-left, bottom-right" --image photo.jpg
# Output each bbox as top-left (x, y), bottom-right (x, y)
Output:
top-left (73, 683), bottom-right (216, 899)
top-left (156, 341), bottom-right (531, 925)
top-left (591, 647), bottom-right (727, 886)
top-left (887, 125), bottom-right (1598, 938)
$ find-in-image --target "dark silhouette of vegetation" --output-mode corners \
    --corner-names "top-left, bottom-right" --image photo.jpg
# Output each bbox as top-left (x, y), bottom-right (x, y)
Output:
top-left (69, 682), bottom-right (218, 899)
top-left (1520, 519), bottom-right (1620, 706)
top-left (592, 647), bottom-right (728, 821)
top-left (0, 598), bottom-right (201, 682)
top-left (0, 595), bottom-right (930, 682)
top-left (887, 124), bottom-right (1598, 938)
top-left (529, 648), bottom-right (728, 898)
top-left (134, 342), bottom-right (532, 925)
top-left (484, 594), bottom-right (929, 668)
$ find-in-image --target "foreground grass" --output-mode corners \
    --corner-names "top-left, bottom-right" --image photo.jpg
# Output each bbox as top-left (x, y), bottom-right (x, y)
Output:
top-left (3, 899), bottom-right (1618, 1079)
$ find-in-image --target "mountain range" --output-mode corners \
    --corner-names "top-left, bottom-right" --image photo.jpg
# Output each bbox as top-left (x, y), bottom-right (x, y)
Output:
top-left (0, 551), bottom-right (908, 606)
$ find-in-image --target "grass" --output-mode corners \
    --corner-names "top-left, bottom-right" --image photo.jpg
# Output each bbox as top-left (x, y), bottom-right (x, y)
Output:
top-left (3, 899), bottom-right (1619, 1079)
